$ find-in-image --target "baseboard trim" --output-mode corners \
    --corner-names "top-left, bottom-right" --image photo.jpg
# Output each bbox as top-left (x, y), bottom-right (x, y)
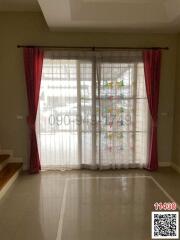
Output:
top-left (171, 163), bottom-right (180, 174)
top-left (7, 161), bottom-right (172, 172)
top-left (159, 162), bottom-right (171, 167)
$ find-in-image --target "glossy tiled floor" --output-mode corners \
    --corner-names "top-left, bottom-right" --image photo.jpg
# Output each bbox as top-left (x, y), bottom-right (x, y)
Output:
top-left (0, 168), bottom-right (179, 240)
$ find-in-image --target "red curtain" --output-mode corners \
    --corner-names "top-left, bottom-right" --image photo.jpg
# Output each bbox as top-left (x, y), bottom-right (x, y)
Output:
top-left (23, 47), bottom-right (44, 173)
top-left (143, 50), bottom-right (161, 171)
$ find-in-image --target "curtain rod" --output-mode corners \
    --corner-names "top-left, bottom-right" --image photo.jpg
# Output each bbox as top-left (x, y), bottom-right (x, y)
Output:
top-left (17, 45), bottom-right (169, 50)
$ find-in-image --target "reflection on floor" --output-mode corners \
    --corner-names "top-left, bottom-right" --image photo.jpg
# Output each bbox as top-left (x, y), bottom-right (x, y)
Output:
top-left (0, 168), bottom-right (179, 240)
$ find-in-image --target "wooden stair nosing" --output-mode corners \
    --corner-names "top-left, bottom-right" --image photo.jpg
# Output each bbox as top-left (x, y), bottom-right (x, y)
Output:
top-left (0, 163), bottom-right (22, 191)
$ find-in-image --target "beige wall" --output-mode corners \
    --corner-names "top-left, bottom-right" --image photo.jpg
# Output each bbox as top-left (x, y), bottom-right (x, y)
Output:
top-left (0, 12), bottom-right (177, 169)
top-left (173, 34), bottom-right (180, 168)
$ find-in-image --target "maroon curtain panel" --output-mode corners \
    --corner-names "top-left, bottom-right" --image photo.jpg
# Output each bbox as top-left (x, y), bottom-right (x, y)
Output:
top-left (23, 47), bottom-right (44, 173)
top-left (143, 50), bottom-right (161, 171)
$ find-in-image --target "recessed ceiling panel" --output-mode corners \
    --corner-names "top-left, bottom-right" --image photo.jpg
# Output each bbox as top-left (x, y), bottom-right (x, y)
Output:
top-left (70, 0), bottom-right (166, 22)
top-left (37, 0), bottom-right (180, 32)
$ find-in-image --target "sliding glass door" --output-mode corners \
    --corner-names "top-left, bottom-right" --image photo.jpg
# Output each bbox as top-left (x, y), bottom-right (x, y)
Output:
top-left (36, 52), bottom-right (149, 170)
top-left (97, 62), bottom-right (148, 168)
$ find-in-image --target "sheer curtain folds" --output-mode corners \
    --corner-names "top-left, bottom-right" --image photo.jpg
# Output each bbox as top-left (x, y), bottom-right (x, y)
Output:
top-left (36, 50), bottom-right (149, 170)
top-left (24, 47), bottom-right (44, 173)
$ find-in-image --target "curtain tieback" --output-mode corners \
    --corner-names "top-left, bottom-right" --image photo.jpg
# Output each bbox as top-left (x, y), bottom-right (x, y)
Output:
top-left (27, 116), bottom-right (35, 130)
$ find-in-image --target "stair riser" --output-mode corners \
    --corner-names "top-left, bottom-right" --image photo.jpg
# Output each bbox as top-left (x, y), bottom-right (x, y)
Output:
top-left (0, 160), bottom-right (8, 171)
top-left (0, 168), bottom-right (21, 200)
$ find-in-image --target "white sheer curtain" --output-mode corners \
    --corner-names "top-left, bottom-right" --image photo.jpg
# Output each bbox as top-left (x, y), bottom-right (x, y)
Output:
top-left (36, 50), bottom-right (149, 170)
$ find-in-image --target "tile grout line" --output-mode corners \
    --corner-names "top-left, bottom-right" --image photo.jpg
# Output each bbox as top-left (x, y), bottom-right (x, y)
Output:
top-left (56, 178), bottom-right (69, 240)
top-left (55, 175), bottom-right (179, 240)
top-left (150, 176), bottom-right (180, 210)
top-left (68, 175), bottom-right (180, 208)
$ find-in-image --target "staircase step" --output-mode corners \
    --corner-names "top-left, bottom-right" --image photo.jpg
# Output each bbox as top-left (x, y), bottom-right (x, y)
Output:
top-left (0, 163), bottom-right (22, 199)
top-left (0, 154), bottom-right (10, 163)
top-left (0, 154), bottom-right (10, 171)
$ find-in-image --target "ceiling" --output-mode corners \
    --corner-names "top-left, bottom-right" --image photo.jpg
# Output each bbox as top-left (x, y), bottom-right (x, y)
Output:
top-left (1, 0), bottom-right (180, 33)
top-left (0, 0), bottom-right (40, 12)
